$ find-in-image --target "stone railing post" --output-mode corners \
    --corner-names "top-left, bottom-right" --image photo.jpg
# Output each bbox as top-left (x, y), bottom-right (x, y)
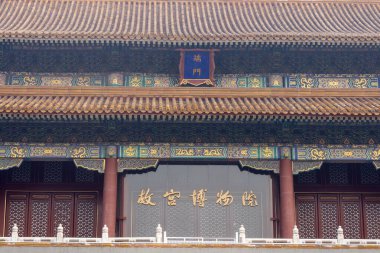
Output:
top-left (239, 225), bottom-right (246, 243)
top-left (292, 225), bottom-right (300, 244)
top-left (156, 224), bottom-right (163, 243)
top-left (11, 224), bottom-right (18, 242)
top-left (163, 231), bottom-right (167, 243)
top-left (56, 224), bottom-right (63, 243)
top-left (102, 225), bottom-right (109, 243)
top-left (337, 226), bottom-right (345, 245)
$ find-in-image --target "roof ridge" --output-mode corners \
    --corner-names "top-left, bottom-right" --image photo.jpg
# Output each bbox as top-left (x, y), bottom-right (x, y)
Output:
top-left (5, 0), bottom-right (380, 3)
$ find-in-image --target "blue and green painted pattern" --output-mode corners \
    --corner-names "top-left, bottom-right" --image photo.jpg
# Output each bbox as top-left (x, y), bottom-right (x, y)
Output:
top-left (119, 144), bottom-right (278, 160)
top-left (292, 146), bottom-right (380, 161)
top-left (6, 73), bottom-right (106, 86)
top-left (0, 143), bottom-right (379, 161)
top-left (0, 144), bottom-right (103, 159)
top-left (2, 72), bottom-right (379, 89)
top-left (286, 74), bottom-right (379, 88)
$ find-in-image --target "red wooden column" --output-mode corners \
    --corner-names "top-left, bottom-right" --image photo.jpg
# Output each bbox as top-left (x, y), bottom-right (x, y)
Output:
top-left (279, 158), bottom-right (296, 238)
top-left (102, 157), bottom-right (118, 237)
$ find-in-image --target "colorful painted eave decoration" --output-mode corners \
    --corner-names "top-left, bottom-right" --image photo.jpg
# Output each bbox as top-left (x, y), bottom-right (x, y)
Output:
top-left (0, 144), bottom-right (103, 159)
top-left (0, 143), bottom-right (380, 161)
top-left (2, 72), bottom-right (378, 89)
top-left (293, 146), bottom-right (380, 161)
top-left (286, 74), bottom-right (380, 89)
top-left (119, 144), bottom-right (278, 160)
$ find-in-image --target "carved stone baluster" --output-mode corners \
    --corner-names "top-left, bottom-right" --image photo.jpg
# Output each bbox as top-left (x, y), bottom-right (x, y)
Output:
top-left (239, 225), bottom-right (246, 243)
top-left (56, 224), bottom-right (64, 243)
top-left (11, 224), bottom-right (18, 242)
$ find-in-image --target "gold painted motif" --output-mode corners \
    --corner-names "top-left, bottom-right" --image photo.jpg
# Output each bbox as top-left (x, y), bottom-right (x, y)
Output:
top-left (137, 188), bottom-right (156, 206)
top-left (71, 147), bottom-right (87, 158)
top-left (77, 77), bottom-right (91, 86)
top-left (310, 148), bottom-right (326, 160)
top-left (281, 147), bottom-right (290, 159)
top-left (216, 190), bottom-right (233, 206)
top-left (242, 191), bottom-right (258, 207)
top-left (107, 146), bottom-right (117, 157)
top-left (130, 76), bottom-right (142, 87)
top-left (353, 78), bottom-right (367, 88)
top-left (179, 79), bottom-right (213, 86)
top-left (204, 148), bottom-right (223, 157)
top-left (24, 76), bottom-right (37, 86)
top-left (163, 189), bottom-right (181, 206)
top-left (30, 147), bottom-right (66, 157)
top-left (10, 147), bottom-right (26, 158)
top-left (51, 79), bottom-right (62, 86)
top-left (190, 189), bottom-right (207, 207)
top-left (327, 80), bottom-right (339, 88)
top-left (240, 149), bottom-right (248, 156)
top-left (300, 78), bottom-right (313, 88)
top-left (43, 148), bottom-right (53, 154)
top-left (343, 150), bottom-right (353, 157)
top-left (371, 149), bottom-right (380, 160)
top-left (154, 78), bottom-right (164, 86)
top-left (193, 54), bottom-right (202, 62)
top-left (150, 148), bottom-right (158, 156)
top-left (124, 146), bottom-right (137, 157)
top-left (262, 147), bottom-right (273, 158)
top-left (249, 78), bottom-right (261, 88)
top-left (192, 68), bottom-right (202, 76)
top-left (175, 148), bottom-right (195, 156)
top-left (145, 79), bottom-right (153, 86)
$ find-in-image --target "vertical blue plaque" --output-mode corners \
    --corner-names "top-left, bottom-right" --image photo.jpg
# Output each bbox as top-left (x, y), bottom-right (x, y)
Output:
top-left (179, 49), bottom-right (215, 86)
top-left (184, 51), bottom-right (210, 79)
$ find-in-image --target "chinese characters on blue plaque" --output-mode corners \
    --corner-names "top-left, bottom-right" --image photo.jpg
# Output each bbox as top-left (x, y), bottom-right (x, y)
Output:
top-left (179, 50), bottom-right (215, 86)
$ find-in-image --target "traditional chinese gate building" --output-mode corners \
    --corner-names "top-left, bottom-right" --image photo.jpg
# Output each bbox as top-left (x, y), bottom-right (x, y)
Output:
top-left (0, 0), bottom-right (379, 241)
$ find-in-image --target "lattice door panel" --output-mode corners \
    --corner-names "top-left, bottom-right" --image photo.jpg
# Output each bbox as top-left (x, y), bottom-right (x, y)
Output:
top-left (340, 195), bottom-right (362, 239)
top-left (363, 196), bottom-right (380, 239)
top-left (296, 194), bottom-right (318, 239)
top-left (52, 194), bottom-right (74, 237)
top-left (29, 194), bottom-right (51, 237)
top-left (6, 193), bottom-right (29, 236)
top-left (5, 191), bottom-right (98, 237)
top-left (318, 195), bottom-right (339, 239)
top-left (74, 193), bottom-right (98, 237)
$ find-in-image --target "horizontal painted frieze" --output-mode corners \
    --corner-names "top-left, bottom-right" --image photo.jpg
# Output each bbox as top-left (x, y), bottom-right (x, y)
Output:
top-left (0, 143), bottom-right (379, 161)
top-left (1, 72), bottom-right (378, 89)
